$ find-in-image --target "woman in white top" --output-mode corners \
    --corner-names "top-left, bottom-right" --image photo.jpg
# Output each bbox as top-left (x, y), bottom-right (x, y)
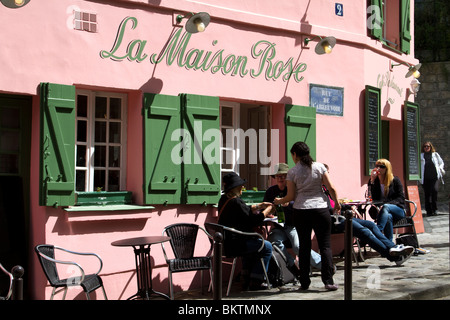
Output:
top-left (420, 141), bottom-right (445, 216)
top-left (274, 141), bottom-right (340, 291)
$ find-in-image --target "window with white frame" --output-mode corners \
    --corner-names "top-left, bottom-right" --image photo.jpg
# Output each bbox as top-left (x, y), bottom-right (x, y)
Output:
top-left (220, 101), bottom-right (271, 191)
top-left (220, 101), bottom-right (240, 181)
top-left (75, 91), bottom-right (127, 192)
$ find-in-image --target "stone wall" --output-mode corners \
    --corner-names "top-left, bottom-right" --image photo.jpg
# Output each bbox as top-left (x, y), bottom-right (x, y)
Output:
top-left (415, 61), bottom-right (450, 203)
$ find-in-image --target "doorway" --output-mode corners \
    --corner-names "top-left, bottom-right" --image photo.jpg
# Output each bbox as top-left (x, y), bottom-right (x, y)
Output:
top-left (0, 95), bottom-right (31, 295)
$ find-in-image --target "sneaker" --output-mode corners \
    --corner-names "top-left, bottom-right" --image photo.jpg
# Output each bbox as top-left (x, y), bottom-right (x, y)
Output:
top-left (415, 247), bottom-right (431, 255)
top-left (389, 244), bottom-right (414, 257)
top-left (394, 250), bottom-right (413, 266)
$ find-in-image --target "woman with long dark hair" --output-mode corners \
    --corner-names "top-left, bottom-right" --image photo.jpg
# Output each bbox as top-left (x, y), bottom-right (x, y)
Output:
top-left (274, 141), bottom-right (340, 291)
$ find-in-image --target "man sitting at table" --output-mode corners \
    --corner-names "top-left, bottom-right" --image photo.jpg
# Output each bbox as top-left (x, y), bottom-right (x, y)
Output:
top-left (264, 163), bottom-right (322, 279)
top-left (335, 205), bottom-right (414, 266)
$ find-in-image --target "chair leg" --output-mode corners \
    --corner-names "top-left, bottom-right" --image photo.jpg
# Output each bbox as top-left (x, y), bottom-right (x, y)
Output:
top-left (226, 258), bottom-right (237, 296)
top-left (208, 268), bottom-right (214, 294)
top-left (200, 270), bottom-right (204, 295)
top-left (352, 238), bottom-right (360, 267)
top-left (168, 271), bottom-right (174, 300)
top-left (50, 287), bottom-right (56, 300)
top-left (260, 258), bottom-right (271, 289)
top-left (85, 292), bottom-right (91, 300)
top-left (62, 287), bottom-right (68, 300)
top-left (101, 286), bottom-right (108, 300)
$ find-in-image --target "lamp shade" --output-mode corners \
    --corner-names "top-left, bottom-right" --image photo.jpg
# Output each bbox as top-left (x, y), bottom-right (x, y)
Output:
top-left (405, 63), bottom-right (422, 78)
top-left (315, 36), bottom-right (336, 55)
top-left (185, 12), bottom-right (210, 34)
top-left (1, 0), bottom-right (30, 8)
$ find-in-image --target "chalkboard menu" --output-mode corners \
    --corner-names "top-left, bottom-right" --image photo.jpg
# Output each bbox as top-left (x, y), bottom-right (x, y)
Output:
top-left (404, 102), bottom-right (421, 180)
top-left (365, 85), bottom-right (381, 175)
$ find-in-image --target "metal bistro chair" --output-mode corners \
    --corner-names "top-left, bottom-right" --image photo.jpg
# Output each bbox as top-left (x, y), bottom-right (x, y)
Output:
top-left (367, 199), bottom-right (420, 247)
top-left (205, 222), bottom-right (271, 297)
top-left (0, 263), bottom-right (13, 300)
top-left (162, 223), bottom-right (213, 300)
top-left (35, 244), bottom-right (108, 300)
top-left (393, 199), bottom-right (420, 247)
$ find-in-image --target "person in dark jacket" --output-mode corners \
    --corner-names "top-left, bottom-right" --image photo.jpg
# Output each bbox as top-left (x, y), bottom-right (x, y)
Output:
top-left (368, 158), bottom-right (406, 241)
top-left (218, 172), bottom-right (274, 290)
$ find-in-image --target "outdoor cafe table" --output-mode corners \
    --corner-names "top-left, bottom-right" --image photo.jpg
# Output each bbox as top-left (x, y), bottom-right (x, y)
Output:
top-left (338, 200), bottom-right (384, 219)
top-left (111, 236), bottom-right (171, 300)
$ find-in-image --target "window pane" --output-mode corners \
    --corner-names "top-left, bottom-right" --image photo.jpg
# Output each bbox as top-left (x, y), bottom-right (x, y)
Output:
top-left (94, 170), bottom-right (105, 191)
top-left (108, 170), bottom-right (120, 191)
top-left (77, 120), bottom-right (87, 142)
top-left (76, 170), bottom-right (86, 191)
top-left (94, 146), bottom-right (106, 167)
top-left (109, 146), bottom-right (120, 167)
top-left (77, 95), bottom-right (88, 117)
top-left (221, 106), bottom-right (233, 126)
top-left (109, 122), bottom-right (121, 143)
top-left (1, 107), bottom-right (20, 128)
top-left (76, 145), bottom-right (87, 167)
top-left (1, 131), bottom-right (19, 152)
top-left (110, 98), bottom-right (121, 119)
top-left (0, 154), bottom-right (18, 174)
top-left (222, 149), bottom-right (233, 170)
top-left (95, 121), bottom-right (106, 142)
top-left (95, 97), bottom-right (107, 119)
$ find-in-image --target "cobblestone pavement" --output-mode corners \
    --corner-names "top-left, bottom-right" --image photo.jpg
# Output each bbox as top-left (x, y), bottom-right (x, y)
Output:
top-left (178, 204), bottom-right (450, 300)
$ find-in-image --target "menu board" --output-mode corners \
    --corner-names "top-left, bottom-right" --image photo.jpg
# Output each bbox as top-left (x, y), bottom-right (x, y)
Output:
top-left (365, 85), bottom-right (381, 175)
top-left (404, 102), bottom-right (421, 180)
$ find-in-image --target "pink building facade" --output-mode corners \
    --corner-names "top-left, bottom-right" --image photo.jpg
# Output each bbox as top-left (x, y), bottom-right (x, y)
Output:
top-left (0, 0), bottom-right (423, 299)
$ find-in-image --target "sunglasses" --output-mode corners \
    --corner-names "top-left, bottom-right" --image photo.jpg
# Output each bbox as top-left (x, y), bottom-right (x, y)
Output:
top-left (375, 164), bottom-right (386, 169)
top-left (424, 145), bottom-right (431, 148)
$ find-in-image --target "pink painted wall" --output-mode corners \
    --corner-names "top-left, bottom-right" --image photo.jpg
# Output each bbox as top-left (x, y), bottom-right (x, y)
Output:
top-left (0, 0), bottom-right (419, 299)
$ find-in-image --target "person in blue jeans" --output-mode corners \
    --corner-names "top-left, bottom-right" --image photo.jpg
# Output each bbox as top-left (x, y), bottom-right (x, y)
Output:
top-left (264, 163), bottom-right (322, 280)
top-left (336, 206), bottom-right (414, 265)
top-left (218, 172), bottom-right (274, 290)
top-left (368, 159), bottom-right (406, 241)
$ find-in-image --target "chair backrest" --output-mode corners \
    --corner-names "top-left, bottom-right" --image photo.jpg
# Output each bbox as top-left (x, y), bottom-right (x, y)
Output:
top-left (163, 223), bottom-right (201, 259)
top-left (0, 263), bottom-right (13, 300)
top-left (35, 245), bottom-right (60, 285)
top-left (405, 199), bottom-right (417, 218)
top-left (204, 222), bottom-right (225, 241)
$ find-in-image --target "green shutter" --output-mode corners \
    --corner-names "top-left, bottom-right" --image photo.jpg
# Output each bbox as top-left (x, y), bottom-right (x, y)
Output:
top-left (400, 0), bottom-right (411, 54)
top-left (370, 0), bottom-right (384, 40)
top-left (143, 93), bottom-right (182, 205)
top-left (181, 93), bottom-right (220, 205)
top-left (39, 83), bottom-right (76, 207)
top-left (285, 105), bottom-right (316, 168)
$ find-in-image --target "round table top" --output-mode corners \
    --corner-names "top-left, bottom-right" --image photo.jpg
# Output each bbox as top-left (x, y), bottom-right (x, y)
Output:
top-left (111, 235), bottom-right (171, 247)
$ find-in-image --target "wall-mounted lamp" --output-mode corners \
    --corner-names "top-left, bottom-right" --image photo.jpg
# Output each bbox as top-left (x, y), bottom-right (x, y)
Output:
top-left (410, 78), bottom-right (420, 97)
top-left (1, 0), bottom-right (30, 8)
top-left (304, 35), bottom-right (336, 55)
top-left (391, 62), bottom-right (422, 78)
top-left (176, 12), bottom-right (210, 34)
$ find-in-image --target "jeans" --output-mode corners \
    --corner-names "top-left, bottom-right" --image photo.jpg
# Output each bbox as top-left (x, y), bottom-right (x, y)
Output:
top-left (293, 207), bottom-right (335, 288)
top-left (376, 204), bottom-right (405, 241)
top-left (242, 238), bottom-right (272, 280)
top-left (268, 225), bottom-right (322, 269)
top-left (352, 218), bottom-right (397, 261)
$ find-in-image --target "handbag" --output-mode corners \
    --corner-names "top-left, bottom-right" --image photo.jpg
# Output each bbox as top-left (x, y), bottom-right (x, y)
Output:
top-left (396, 234), bottom-right (418, 248)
